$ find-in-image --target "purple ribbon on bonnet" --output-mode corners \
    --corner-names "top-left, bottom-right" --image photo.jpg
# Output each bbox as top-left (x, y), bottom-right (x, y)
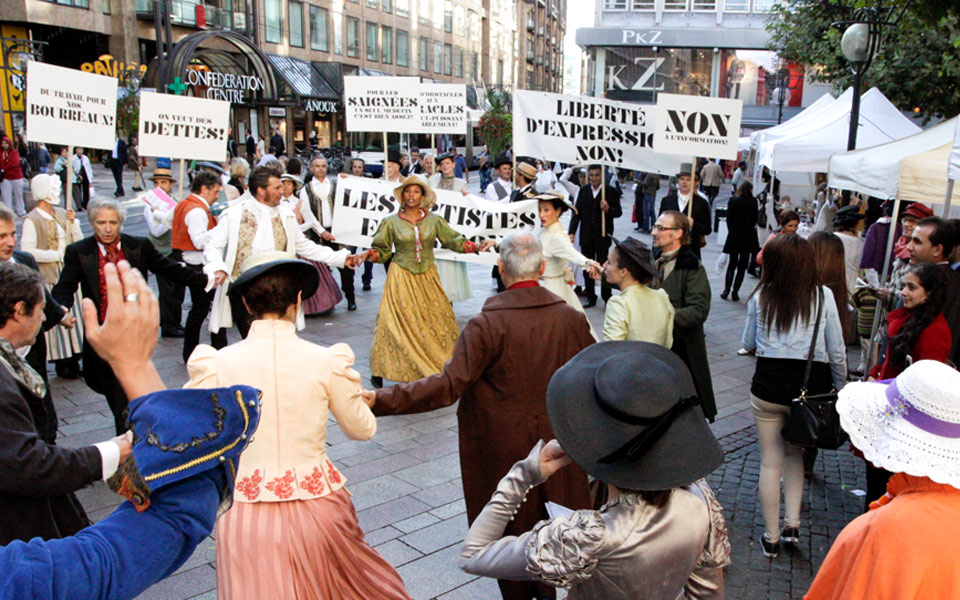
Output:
top-left (879, 378), bottom-right (960, 438)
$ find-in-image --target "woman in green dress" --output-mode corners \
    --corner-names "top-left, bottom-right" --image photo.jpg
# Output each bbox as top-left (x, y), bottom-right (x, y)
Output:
top-left (368, 175), bottom-right (493, 387)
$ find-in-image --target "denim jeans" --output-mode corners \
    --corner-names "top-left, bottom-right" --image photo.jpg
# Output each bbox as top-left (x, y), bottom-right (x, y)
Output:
top-left (642, 193), bottom-right (656, 231)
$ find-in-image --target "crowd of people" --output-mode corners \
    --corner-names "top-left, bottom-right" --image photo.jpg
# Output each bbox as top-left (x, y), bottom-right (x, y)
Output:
top-left (2, 129), bottom-right (960, 600)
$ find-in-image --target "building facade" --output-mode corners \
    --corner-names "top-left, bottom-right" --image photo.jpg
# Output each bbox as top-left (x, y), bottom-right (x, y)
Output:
top-left (1, 0), bottom-right (557, 155)
top-left (516, 0), bottom-right (565, 93)
top-left (576, 0), bottom-right (831, 129)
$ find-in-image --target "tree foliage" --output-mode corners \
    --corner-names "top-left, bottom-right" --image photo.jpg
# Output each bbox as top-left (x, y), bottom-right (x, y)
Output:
top-left (767, 1), bottom-right (960, 123)
top-left (478, 88), bottom-right (512, 160)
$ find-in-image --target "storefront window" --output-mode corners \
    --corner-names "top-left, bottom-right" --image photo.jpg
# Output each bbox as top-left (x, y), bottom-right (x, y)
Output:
top-left (382, 26), bottom-right (393, 64)
top-left (600, 46), bottom-right (714, 103)
top-left (720, 49), bottom-right (801, 106)
top-left (310, 6), bottom-right (329, 52)
top-left (397, 30), bottom-right (409, 67)
top-left (289, 2), bottom-right (304, 47)
top-left (265, 0), bottom-right (282, 44)
top-left (366, 22), bottom-right (379, 61)
top-left (419, 37), bottom-right (430, 71)
top-left (346, 17), bottom-right (360, 57)
top-left (433, 41), bottom-right (442, 74)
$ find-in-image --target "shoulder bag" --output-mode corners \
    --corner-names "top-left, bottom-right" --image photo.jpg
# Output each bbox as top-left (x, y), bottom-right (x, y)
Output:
top-left (781, 287), bottom-right (849, 449)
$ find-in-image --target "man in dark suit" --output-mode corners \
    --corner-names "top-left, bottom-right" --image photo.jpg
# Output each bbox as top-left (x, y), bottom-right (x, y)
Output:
top-left (0, 206), bottom-right (74, 442)
top-left (0, 261), bottom-right (131, 544)
top-left (270, 129), bottom-right (286, 157)
top-left (659, 162), bottom-right (712, 259)
top-left (569, 164), bottom-right (622, 307)
top-left (110, 135), bottom-right (128, 198)
top-left (52, 199), bottom-right (207, 434)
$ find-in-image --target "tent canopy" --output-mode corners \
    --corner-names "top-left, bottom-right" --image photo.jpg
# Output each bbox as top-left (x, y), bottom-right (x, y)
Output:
top-left (899, 143), bottom-right (960, 205)
top-left (758, 88), bottom-right (921, 173)
top-left (749, 92), bottom-right (837, 151)
top-left (828, 117), bottom-right (958, 199)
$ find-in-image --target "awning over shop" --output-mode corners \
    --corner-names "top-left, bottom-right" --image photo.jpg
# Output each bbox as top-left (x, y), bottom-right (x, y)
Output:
top-left (265, 53), bottom-right (339, 101)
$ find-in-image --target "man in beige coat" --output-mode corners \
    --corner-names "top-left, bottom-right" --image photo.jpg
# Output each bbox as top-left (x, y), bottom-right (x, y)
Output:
top-left (365, 231), bottom-right (594, 600)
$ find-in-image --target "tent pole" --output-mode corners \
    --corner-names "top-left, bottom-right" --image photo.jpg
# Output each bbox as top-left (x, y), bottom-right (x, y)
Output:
top-left (862, 197), bottom-right (900, 380)
top-left (65, 145), bottom-right (74, 211)
top-left (943, 179), bottom-right (955, 218)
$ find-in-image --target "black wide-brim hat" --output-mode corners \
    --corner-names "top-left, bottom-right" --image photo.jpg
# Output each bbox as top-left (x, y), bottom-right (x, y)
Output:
top-left (547, 341), bottom-right (723, 491)
top-left (493, 154), bottom-right (512, 169)
top-left (610, 236), bottom-right (659, 281)
top-left (227, 251), bottom-right (320, 300)
top-left (436, 152), bottom-right (456, 166)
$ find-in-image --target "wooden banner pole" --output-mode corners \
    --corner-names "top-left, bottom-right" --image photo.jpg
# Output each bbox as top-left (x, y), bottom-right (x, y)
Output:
top-left (383, 132), bottom-right (389, 179)
top-left (688, 159), bottom-right (696, 219)
top-left (65, 145), bottom-right (75, 211)
top-left (178, 159), bottom-right (185, 202)
top-left (431, 133), bottom-right (436, 159)
top-left (943, 179), bottom-right (955, 218)
top-left (601, 165), bottom-right (607, 238)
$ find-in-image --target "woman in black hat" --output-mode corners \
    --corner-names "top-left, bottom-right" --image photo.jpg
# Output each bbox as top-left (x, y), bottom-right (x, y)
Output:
top-left (601, 236), bottom-right (674, 346)
top-left (459, 341), bottom-right (730, 599)
top-left (184, 251), bottom-right (410, 600)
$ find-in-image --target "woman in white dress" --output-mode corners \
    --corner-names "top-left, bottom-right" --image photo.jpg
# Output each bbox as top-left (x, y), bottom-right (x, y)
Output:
top-left (428, 152), bottom-right (473, 303)
top-left (536, 190), bottom-right (601, 339)
top-left (21, 174), bottom-right (84, 368)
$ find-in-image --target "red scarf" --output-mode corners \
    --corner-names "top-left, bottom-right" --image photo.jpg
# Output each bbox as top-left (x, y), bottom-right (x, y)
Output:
top-left (96, 237), bottom-right (126, 322)
top-left (506, 280), bottom-right (540, 290)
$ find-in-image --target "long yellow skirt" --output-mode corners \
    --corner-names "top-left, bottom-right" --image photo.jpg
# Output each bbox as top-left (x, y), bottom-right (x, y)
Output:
top-left (370, 263), bottom-right (459, 382)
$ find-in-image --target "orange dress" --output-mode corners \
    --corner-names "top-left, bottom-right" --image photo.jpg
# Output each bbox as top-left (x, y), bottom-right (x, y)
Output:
top-left (805, 473), bottom-right (960, 600)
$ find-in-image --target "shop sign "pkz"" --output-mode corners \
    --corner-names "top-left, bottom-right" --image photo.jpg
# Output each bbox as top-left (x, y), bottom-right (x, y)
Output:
top-left (620, 30), bottom-right (664, 45)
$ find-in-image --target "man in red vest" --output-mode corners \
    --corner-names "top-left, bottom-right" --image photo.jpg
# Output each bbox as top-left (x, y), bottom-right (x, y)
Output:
top-left (171, 171), bottom-right (226, 362)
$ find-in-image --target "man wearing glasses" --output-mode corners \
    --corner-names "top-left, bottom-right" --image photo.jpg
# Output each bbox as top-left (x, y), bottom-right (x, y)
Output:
top-left (652, 210), bottom-right (717, 422)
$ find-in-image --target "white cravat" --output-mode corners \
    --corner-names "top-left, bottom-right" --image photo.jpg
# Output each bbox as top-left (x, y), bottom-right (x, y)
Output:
top-left (250, 200), bottom-right (285, 253)
top-left (678, 193), bottom-right (691, 214)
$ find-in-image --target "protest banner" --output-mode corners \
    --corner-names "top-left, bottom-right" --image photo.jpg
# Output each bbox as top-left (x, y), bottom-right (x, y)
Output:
top-left (512, 89), bottom-right (682, 175)
top-left (344, 76), bottom-right (420, 134)
top-left (25, 60), bottom-right (117, 150)
top-left (331, 176), bottom-right (538, 265)
top-left (137, 92), bottom-right (230, 161)
top-left (653, 93), bottom-right (743, 161)
top-left (419, 83), bottom-right (467, 134)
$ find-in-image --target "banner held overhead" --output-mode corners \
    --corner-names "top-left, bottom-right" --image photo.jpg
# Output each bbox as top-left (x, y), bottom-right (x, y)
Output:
top-left (138, 92), bottom-right (231, 161)
top-left (653, 93), bottom-right (743, 160)
top-left (344, 76), bottom-right (420, 134)
top-left (512, 89), bottom-right (681, 175)
top-left (419, 83), bottom-right (467, 134)
top-left (25, 60), bottom-right (117, 150)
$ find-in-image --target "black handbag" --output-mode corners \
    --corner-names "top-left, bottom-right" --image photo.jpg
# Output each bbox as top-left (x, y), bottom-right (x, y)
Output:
top-left (781, 288), bottom-right (849, 450)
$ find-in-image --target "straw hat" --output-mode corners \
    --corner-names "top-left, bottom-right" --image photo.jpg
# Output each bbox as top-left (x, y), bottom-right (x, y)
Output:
top-left (149, 168), bottom-right (177, 183)
top-left (279, 173), bottom-right (304, 193)
top-left (393, 175), bottom-right (437, 211)
top-left (837, 360), bottom-right (960, 490)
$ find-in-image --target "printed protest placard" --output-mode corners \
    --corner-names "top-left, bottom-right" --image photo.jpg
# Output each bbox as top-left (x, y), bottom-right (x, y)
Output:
top-left (344, 76), bottom-right (420, 133)
top-left (653, 93), bottom-right (743, 160)
top-left (513, 90), bottom-right (681, 175)
top-left (419, 83), bottom-right (467, 134)
top-left (331, 176), bottom-right (538, 265)
top-left (25, 60), bottom-right (117, 149)
top-left (137, 92), bottom-right (231, 161)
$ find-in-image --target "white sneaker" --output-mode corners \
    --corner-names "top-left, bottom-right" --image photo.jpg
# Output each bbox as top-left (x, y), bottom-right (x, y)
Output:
top-left (737, 348), bottom-right (753, 356)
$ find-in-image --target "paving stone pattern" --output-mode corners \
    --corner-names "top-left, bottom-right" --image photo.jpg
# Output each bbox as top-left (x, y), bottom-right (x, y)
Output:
top-left (42, 165), bottom-right (869, 599)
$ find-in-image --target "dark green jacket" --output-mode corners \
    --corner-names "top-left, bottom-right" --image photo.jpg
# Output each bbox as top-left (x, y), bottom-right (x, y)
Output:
top-left (660, 247), bottom-right (716, 421)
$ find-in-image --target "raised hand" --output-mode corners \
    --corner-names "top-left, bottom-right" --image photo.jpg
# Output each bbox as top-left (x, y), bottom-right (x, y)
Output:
top-left (539, 439), bottom-right (572, 479)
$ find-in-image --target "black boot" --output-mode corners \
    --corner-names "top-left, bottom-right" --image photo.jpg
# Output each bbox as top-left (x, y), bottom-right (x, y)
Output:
top-left (346, 293), bottom-right (357, 311)
top-left (720, 289), bottom-right (730, 300)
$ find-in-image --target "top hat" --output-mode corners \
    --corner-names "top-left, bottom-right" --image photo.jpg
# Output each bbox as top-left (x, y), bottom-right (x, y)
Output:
top-left (393, 174), bottom-right (437, 211)
top-left (381, 149), bottom-right (403, 166)
top-left (107, 385), bottom-right (263, 515)
top-left (676, 163), bottom-right (698, 179)
top-left (493, 154), bottom-right (512, 169)
top-left (149, 168), bottom-right (177, 183)
top-left (610, 236), bottom-right (659, 281)
top-left (547, 341), bottom-right (723, 490)
top-left (228, 251), bottom-right (320, 300)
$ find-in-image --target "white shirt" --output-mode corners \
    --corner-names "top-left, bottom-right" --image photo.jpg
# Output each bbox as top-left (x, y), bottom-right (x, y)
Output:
top-left (485, 177), bottom-right (513, 204)
top-left (591, 185), bottom-right (602, 199)
top-left (180, 194), bottom-right (215, 265)
top-left (534, 169), bottom-right (558, 194)
top-left (283, 194), bottom-right (324, 238)
top-left (257, 153), bottom-right (277, 167)
top-left (305, 177), bottom-right (333, 229)
top-left (678, 192), bottom-right (691, 214)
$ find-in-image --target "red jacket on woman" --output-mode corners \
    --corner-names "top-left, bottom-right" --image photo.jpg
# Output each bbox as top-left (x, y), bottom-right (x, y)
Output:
top-left (870, 307), bottom-right (951, 380)
top-left (0, 136), bottom-right (23, 180)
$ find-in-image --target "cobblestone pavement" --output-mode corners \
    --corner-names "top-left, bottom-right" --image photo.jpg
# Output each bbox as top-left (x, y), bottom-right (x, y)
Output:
top-left (39, 164), bottom-right (870, 599)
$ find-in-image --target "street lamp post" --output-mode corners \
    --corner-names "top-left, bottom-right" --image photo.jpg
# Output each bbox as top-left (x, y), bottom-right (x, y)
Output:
top-left (839, 22), bottom-right (880, 151)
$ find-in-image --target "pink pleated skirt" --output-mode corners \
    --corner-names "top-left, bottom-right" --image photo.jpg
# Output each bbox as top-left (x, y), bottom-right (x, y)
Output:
top-left (216, 488), bottom-right (410, 600)
top-left (301, 258), bottom-right (343, 316)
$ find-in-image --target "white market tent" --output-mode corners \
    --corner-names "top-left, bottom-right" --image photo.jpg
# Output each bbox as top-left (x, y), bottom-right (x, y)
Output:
top-left (757, 87), bottom-right (921, 173)
top-left (828, 117), bottom-right (959, 200)
top-left (749, 92), bottom-right (837, 151)
top-left (899, 143), bottom-right (960, 207)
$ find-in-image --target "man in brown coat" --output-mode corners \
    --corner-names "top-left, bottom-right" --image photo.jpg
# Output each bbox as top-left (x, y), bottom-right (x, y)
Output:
top-left (365, 231), bottom-right (594, 600)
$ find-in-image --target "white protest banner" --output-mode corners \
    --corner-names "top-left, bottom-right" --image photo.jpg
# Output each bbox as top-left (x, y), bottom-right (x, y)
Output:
top-left (949, 117), bottom-right (960, 182)
top-left (137, 92), bottom-right (231, 161)
top-left (653, 93), bottom-right (743, 160)
top-left (419, 83), bottom-right (467, 134)
top-left (25, 60), bottom-right (117, 150)
top-left (331, 176), bottom-right (538, 265)
top-left (513, 89), bottom-right (681, 175)
top-left (344, 76), bottom-right (420, 133)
